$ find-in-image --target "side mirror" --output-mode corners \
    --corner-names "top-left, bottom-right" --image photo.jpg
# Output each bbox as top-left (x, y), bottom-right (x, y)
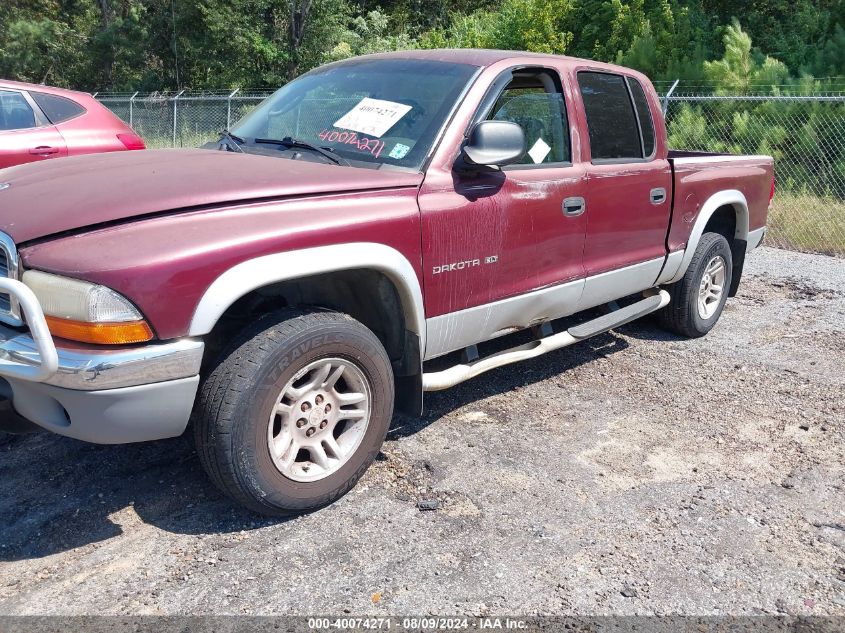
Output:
top-left (461, 120), bottom-right (526, 168)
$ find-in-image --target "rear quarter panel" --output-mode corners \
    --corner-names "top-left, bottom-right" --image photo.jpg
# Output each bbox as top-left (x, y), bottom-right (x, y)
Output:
top-left (56, 94), bottom-right (138, 156)
top-left (668, 155), bottom-right (773, 252)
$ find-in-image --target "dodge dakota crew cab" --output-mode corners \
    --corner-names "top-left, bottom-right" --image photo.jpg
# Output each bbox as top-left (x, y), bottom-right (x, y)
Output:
top-left (0, 50), bottom-right (773, 515)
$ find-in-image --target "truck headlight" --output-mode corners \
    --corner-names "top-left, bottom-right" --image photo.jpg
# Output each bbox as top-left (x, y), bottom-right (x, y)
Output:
top-left (22, 270), bottom-right (154, 344)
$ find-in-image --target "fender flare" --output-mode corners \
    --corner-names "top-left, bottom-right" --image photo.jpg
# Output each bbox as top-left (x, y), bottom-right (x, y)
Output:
top-left (188, 242), bottom-right (426, 351)
top-left (665, 189), bottom-right (749, 284)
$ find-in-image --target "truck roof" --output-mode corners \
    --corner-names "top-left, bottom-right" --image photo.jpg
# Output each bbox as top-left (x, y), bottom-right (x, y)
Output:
top-left (333, 48), bottom-right (637, 75)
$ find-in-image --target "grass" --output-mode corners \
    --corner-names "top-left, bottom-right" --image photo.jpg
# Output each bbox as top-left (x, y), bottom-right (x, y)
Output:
top-left (768, 192), bottom-right (845, 257)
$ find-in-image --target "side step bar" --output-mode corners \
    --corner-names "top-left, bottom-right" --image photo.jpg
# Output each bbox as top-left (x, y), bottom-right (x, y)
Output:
top-left (422, 290), bottom-right (670, 391)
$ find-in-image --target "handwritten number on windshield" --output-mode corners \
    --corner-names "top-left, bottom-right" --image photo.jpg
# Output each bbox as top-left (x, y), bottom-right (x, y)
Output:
top-left (318, 129), bottom-right (386, 159)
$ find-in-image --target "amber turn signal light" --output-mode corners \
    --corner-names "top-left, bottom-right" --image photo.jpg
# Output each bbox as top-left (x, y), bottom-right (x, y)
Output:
top-left (45, 316), bottom-right (154, 345)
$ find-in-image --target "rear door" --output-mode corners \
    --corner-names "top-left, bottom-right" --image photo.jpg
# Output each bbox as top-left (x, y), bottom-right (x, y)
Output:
top-left (575, 71), bottom-right (671, 305)
top-left (0, 89), bottom-right (68, 169)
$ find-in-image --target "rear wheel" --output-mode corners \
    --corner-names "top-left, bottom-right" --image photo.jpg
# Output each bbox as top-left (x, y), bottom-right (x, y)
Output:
top-left (658, 232), bottom-right (733, 338)
top-left (194, 309), bottom-right (394, 516)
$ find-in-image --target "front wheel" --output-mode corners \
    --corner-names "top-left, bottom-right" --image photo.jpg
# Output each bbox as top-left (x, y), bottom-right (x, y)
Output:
top-left (657, 231), bottom-right (733, 338)
top-left (194, 309), bottom-right (394, 516)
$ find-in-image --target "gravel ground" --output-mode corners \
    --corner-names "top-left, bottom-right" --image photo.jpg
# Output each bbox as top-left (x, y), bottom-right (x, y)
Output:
top-left (0, 246), bottom-right (843, 617)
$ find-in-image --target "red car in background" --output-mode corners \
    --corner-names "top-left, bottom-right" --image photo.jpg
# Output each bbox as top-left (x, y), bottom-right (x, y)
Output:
top-left (0, 80), bottom-right (145, 169)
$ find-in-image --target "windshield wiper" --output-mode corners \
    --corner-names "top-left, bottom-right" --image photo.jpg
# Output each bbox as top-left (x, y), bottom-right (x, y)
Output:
top-left (218, 130), bottom-right (245, 153)
top-left (254, 136), bottom-right (350, 166)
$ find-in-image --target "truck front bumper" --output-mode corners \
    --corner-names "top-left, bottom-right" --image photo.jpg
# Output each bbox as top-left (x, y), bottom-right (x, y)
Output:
top-left (0, 278), bottom-right (203, 444)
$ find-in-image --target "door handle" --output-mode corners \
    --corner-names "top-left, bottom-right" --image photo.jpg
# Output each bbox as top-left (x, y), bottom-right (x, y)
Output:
top-left (562, 196), bottom-right (586, 217)
top-left (650, 188), bottom-right (667, 205)
top-left (29, 146), bottom-right (59, 156)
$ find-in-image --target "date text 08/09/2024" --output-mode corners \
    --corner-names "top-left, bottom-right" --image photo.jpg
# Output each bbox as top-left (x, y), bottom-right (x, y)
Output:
top-left (307, 617), bottom-right (529, 630)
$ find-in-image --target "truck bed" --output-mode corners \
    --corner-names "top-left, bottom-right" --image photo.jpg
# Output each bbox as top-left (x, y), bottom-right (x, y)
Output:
top-left (667, 150), bottom-right (774, 253)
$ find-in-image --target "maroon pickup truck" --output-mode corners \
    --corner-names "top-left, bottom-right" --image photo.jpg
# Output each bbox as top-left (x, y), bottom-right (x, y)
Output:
top-left (0, 50), bottom-right (773, 515)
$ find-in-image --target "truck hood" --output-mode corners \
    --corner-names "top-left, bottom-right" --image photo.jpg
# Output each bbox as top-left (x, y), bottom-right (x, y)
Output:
top-left (0, 149), bottom-right (423, 243)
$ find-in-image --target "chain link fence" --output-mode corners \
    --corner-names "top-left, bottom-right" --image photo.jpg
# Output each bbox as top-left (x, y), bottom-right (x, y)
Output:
top-left (95, 90), bottom-right (273, 149)
top-left (662, 93), bottom-right (845, 257)
top-left (95, 90), bottom-right (845, 257)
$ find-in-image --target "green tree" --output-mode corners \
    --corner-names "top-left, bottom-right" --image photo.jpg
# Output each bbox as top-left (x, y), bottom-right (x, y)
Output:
top-left (0, 18), bottom-right (71, 84)
top-left (352, 0), bottom-right (496, 32)
top-left (487, 0), bottom-right (573, 53)
top-left (417, 11), bottom-right (496, 49)
top-left (616, 0), bottom-right (713, 79)
top-left (88, 1), bottom-right (151, 89)
top-left (0, 0), bottom-right (842, 91)
top-left (164, 0), bottom-right (351, 89)
top-left (419, 0), bottom-right (574, 53)
top-left (703, 20), bottom-right (788, 94)
top-left (701, 0), bottom-right (841, 74)
top-left (328, 10), bottom-right (417, 60)
top-left (812, 23), bottom-right (845, 77)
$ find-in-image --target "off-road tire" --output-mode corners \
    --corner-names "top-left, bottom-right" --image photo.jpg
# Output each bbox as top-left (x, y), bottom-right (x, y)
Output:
top-left (657, 232), bottom-right (733, 338)
top-left (194, 309), bottom-right (394, 516)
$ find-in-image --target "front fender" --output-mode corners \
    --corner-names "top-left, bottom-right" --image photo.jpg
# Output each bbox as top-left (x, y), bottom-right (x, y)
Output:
top-left (188, 242), bottom-right (426, 352)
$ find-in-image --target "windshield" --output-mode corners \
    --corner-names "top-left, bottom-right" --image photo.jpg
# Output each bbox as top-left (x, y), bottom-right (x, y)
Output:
top-left (231, 58), bottom-right (479, 171)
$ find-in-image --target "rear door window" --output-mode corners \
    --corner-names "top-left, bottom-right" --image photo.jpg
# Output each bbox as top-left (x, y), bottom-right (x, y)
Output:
top-left (0, 90), bottom-right (37, 131)
top-left (627, 77), bottom-right (655, 157)
top-left (577, 72), bottom-right (642, 161)
top-left (29, 91), bottom-right (86, 124)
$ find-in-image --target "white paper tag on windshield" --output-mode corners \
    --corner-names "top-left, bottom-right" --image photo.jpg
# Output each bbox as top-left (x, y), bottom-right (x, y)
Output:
top-left (334, 98), bottom-right (412, 138)
top-left (528, 138), bottom-right (551, 164)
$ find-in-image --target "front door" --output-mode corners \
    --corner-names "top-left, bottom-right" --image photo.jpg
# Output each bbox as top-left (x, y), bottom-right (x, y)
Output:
top-left (419, 66), bottom-right (588, 358)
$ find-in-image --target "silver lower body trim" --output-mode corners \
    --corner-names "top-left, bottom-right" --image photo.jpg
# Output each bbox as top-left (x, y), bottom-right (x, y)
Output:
top-left (747, 226), bottom-right (766, 252)
top-left (425, 278), bottom-right (583, 360)
top-left (576, 257), bottom-right (664, 312)
top-left (655, 250), bottom-right (685, 285)
top-left (424, 257), bottom-right (665, 360)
